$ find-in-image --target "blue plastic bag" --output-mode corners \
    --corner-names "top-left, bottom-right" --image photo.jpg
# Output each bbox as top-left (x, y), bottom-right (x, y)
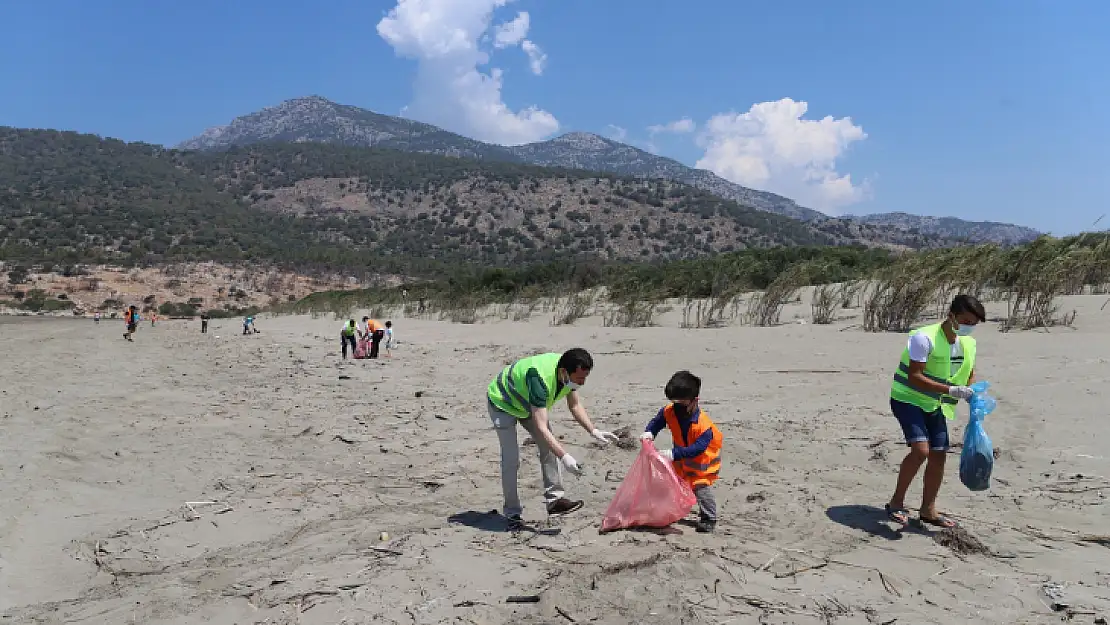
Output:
top-left (959, 381), bottom-right (996, 491)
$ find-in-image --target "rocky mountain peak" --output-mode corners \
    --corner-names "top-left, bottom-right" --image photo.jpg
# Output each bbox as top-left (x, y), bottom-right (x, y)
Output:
top-left (174, 96), bottom-right (1042, 244)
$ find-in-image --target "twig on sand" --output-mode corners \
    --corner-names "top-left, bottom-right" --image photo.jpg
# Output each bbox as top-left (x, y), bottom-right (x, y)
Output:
top-left (877, 570), bottom-right (900, 596)
top-left (555, 606), bottom-right (578, 622)
top-left (757, 553), bottom-right (779, 572)
top-left (364, 546), bottom-right (404, 556)
top-left (471, 545), bottom-right (562, 565)
top-left (599, 553), bottom-right (664, 574)
top-left (756, 369), bottom-right (869, 375)
top-left (761, 549), bottom-right (902, 596)
top-left (1079, 535), bottom-right (1110, 547)
top-left (185, 501), bottom-right (232, 519)
top-left (774, 560), bottom-right (829, 578)
top-left (828, 559), bottom-right (900, 595)
top-left (727, 595), bottom-right (819, 618)
top-left (717, 557), bottom-right (745, 584)
top-left (108, 517), bottom-right (184, 538)
top-left (952, 514), bottom-right (1108, 548)
top-left (1041, 486), bottom-right (1107, 494)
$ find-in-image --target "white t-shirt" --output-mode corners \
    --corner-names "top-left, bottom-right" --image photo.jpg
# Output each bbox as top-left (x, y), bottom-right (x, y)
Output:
top-left (907, 332), bottom-right (963, 376)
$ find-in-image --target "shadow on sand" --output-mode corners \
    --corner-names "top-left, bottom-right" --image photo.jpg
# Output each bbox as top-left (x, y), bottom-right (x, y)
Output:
top-left (825, 504), bottom-right (908, 541)
top-left (447, 510), bottom-right (561, 536)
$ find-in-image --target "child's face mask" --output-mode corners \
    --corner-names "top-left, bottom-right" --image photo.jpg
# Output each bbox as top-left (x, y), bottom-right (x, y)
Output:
top-left (673, 399), bottom-right (698, 418)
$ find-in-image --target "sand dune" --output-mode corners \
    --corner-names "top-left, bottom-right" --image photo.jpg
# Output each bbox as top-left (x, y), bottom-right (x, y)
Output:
top-left (1, 297), bottom-right (1108, 624)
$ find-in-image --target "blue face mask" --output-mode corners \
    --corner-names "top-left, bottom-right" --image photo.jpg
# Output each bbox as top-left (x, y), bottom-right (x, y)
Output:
top-left (956, 324), bottom-right (975, 336)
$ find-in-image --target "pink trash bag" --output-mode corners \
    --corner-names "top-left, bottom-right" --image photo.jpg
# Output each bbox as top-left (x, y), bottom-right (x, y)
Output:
top-left (600, 438), bottom-right (697, 533)
top-left (354, 338), bottom-right (369, 359)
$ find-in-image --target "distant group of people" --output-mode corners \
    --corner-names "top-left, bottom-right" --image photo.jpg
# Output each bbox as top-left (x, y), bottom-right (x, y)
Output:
top-left (109, 307), bottom-right (260, 340)
top-left (340, 316), bottom-right (393, 359)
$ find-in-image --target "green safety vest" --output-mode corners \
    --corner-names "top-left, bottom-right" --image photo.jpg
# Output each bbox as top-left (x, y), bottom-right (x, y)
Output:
top-left (342, 324), bottom-right (356, 337)
top-left (487, 352), bottom-right (572, 419)
top-left (890, 322), bottom-right (977, 420)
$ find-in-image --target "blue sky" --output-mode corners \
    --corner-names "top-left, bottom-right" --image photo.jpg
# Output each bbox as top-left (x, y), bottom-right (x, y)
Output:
top-left (1, 0), bottom-right (1106, 234)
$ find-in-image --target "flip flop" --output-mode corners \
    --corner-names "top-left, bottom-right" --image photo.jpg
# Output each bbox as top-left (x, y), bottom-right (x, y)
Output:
top-left (917, 513), bottom-right (958, 529)
top-left (885, 504), bottom-right (910, 525)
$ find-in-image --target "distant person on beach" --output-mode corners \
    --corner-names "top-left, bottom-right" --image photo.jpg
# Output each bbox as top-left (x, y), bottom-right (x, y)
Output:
top-left (383, 320), bottom-right (394, 357)
top-left (151, 312), bottom-right (157, 327)
top-left (242, 315), bottom-right (257, 335)
top-left (123, 306), bottom-right (139, 342)
top-left (340, 319), bottom-right (357, 359)
top-left (886, 294), bottom-right (986, 529)
top-left (367, 318), bottom-right (385, 358)
top-left (200, 312), bottom-right (210, 334)
top-left (94, 311), bottom-right (100, 324)
top-left (486, 348), bottom-right (618, 528)
top-left (641, 370), bottom-right (723, 533)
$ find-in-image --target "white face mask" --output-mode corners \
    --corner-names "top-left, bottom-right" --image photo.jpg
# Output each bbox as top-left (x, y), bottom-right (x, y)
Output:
top-left (950, 317), bottom-right (975, 336)
top-left (559, 371), bottom-right (581, 391)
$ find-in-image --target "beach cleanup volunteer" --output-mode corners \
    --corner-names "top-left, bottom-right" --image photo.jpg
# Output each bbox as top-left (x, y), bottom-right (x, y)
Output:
top-left (366, 318), bottom-right (385, 359)
top-left (123, 305), bottom-right (139, 341)
top-left (642, 370), bottom-right (723, 533)
top-left (487, 348), bottom-right (619, 526)
top-left (886, 294), bottom-right (986, 529)
top-left (340, 319), bottom-right (357, 359)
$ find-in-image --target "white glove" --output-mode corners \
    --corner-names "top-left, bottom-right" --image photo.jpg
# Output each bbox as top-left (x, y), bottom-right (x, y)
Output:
top-left (948, 386), bottom-right (974, 401)
top-left (639, 431), bottom-right (654, 441)
top-left (591, 429), bottom-right (619, 446)
top-left (559, 453), bottom-right (583, 476)
top-left (658, 449), bottom-right (674, 462)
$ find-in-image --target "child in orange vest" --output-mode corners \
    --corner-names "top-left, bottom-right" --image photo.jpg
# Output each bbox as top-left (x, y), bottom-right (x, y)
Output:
top-left (641, 370), bottom-right (723, 532)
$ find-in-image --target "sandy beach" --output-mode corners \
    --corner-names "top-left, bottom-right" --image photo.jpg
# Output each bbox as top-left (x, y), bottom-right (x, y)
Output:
top-left (1, 296), bottom-right (1108, 624)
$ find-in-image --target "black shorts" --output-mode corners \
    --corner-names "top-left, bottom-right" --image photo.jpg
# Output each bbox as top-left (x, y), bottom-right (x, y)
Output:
top-left (127, 322), bottom-right (137, 332)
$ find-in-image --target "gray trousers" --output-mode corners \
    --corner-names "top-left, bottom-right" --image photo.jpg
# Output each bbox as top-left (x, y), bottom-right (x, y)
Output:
top-left (488, 402), bottom-right (565, 517)
top-left (694, 485), bottom-right (718, 522)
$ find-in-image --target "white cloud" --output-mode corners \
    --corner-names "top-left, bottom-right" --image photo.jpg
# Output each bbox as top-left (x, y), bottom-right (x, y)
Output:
top-left (603, 124), bottom-right (628, 142)
top-left (648, 117), bottom-right (696, 135)
top-left (377, 0), bottom-right (558, 145)
top-left (520, 40), bottom-right (547, 75)
top-left (694, 98), bottom-right (869, 212)
top-left (493, 12), bottom-right (529, 48)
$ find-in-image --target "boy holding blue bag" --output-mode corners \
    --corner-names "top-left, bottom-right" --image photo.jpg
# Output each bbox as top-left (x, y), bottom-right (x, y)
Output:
top-left (886, 294), bottom-right (986, 529)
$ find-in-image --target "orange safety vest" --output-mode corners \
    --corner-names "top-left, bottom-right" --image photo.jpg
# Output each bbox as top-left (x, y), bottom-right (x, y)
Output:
top-left (367, 320), bottom-right (381, 333)
top-left (662, 403), bottom-right (723, 488)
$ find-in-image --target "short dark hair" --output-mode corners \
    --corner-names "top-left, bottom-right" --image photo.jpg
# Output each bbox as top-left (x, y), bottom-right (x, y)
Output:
top-left (950, 294), bottom-right (986, 323)
top-left (665, 370), bottom-right (701, 401)
top-left (557, 348), bottom-right (593, 373)
top-left (385, 320), bottom-right (392, 328)
top-left (362, 316), bottom-right (369, 321)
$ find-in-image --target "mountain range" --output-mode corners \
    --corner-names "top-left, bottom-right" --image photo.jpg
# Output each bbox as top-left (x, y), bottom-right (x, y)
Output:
top-left (2, 127), bottom-right (939, 277)
top-left (178, 96), bottom-right (1042, 245)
